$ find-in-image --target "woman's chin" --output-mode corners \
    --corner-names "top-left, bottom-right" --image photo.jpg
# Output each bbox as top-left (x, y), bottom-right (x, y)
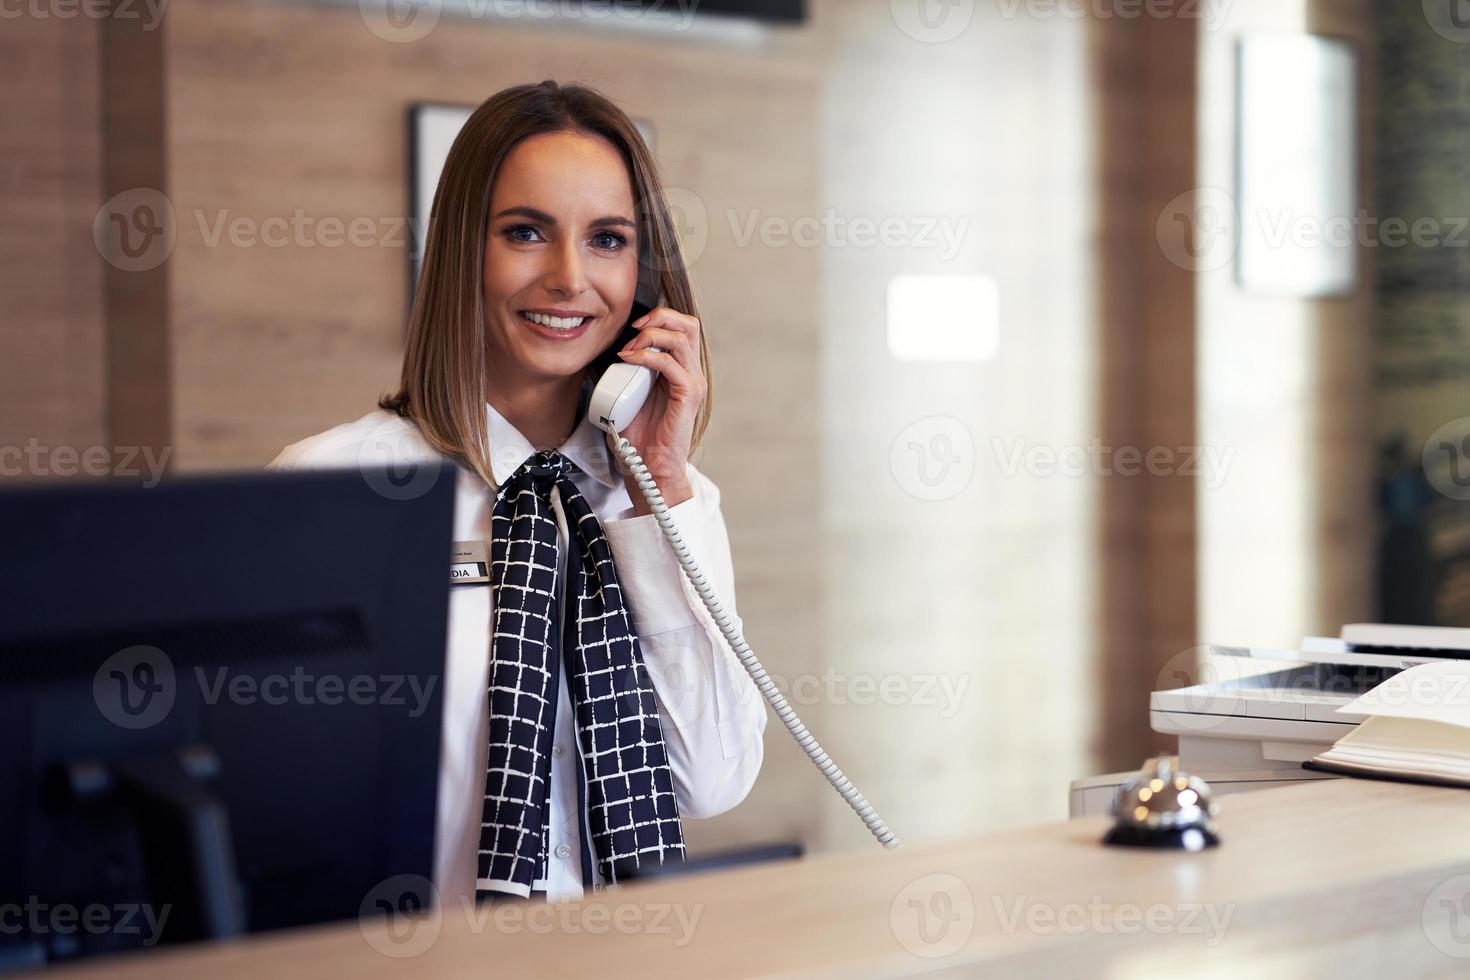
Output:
top-left (518, 349), bottom-right (594, 381)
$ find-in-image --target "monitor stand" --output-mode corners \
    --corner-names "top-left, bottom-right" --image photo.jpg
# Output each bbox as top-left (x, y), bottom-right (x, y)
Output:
top-left (62, 744), bottom-right (247, 943)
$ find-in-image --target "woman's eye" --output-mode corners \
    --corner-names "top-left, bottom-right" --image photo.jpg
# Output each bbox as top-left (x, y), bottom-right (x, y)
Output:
top-left (592, 231), bottom-right (627, 251)
top-left (506, 225), bottom-right (542, 243)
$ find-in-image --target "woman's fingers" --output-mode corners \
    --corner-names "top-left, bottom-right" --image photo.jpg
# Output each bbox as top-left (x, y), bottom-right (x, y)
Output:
top-left (621, 325), bottom-right (693, 368)
top-left (616, 346), bottom-right (705, 401)
top-left (633, 306), bottom-right (700, 340)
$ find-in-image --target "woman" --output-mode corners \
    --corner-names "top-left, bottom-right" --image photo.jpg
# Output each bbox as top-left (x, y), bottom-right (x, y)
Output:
top-left (268, 80), bottom-right (765, 906)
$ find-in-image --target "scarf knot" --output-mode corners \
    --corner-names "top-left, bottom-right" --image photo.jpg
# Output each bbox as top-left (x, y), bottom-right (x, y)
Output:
top-left (502, 448), bottom-right (575, 496)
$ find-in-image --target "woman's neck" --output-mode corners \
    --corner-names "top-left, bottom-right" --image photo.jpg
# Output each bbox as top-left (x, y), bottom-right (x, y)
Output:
top-left (488, 374), bottom-right (584, 450)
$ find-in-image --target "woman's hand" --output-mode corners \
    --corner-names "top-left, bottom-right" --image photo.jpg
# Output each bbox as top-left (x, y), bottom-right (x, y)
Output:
top-left (612, 306), bottom-right (705, 514)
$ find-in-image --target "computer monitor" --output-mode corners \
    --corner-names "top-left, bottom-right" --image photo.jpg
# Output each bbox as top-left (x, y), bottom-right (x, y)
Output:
top-left (0, 462), bottom-right (455, 969)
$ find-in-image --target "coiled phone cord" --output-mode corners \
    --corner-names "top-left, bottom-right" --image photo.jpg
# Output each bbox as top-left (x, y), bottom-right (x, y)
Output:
top-left (611, 434), bottom-right (901, 849)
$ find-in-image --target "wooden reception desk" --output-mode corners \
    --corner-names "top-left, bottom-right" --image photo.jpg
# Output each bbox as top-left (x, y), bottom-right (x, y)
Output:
top-left (46, 779), bottom-right (1470, 978)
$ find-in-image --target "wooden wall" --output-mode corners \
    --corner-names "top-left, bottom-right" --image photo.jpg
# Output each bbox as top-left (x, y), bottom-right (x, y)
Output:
top-left (1091, 13), bottom-right (1200, 773)
top-left (1, 14), bottom-right (106, 462)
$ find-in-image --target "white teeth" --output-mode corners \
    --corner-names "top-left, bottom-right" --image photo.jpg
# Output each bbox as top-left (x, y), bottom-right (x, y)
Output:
top-left (522, 311), bottom-right (588, 330)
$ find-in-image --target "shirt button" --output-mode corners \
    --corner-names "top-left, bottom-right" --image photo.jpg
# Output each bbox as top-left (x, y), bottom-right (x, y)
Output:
top-left (555, 844), bottom-right (572, 859)
top-left (593, 882), bottom-right (604, 892)
top-left (552, 744), bottom-right (566, 759)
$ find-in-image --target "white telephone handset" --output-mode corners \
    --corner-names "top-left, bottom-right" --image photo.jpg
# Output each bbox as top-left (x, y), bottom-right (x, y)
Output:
top-left (586, 350), bottom-right (662, 435)
top-left (587, 307), bottom-right (899, 850)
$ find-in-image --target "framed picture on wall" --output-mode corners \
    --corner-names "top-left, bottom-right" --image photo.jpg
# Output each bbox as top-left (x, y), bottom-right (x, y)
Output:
top-left (408, 102), bottom-right (657, 304)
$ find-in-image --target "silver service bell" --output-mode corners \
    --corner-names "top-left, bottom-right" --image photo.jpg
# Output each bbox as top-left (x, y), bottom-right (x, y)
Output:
top-left (1102, 755), bottom-right (1221, 851)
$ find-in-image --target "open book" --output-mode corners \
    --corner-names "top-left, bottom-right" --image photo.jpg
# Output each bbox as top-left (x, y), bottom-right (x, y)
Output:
top-left (1303, 660), bottom-right (1470, 788)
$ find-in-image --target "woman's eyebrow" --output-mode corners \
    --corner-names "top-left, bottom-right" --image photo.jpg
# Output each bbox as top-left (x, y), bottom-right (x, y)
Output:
top-left (491, 206), bottom-right (635, 229)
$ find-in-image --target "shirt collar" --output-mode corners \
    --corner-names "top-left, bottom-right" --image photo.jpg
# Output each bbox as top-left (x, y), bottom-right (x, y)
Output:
top-left (486, 398), bottom-right (619, 491)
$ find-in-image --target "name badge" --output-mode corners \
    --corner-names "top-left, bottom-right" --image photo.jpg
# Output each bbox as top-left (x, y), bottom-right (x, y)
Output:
top-left (450, 540), bottom-right (489, 585)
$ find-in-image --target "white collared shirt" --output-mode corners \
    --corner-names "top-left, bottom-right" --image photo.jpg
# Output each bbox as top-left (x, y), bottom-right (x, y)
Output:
top-left (267, 404), bottom-right (766, 906)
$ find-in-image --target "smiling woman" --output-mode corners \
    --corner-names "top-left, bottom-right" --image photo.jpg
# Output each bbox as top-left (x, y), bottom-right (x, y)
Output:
top-left (270, 80), bottom-right (766, 909)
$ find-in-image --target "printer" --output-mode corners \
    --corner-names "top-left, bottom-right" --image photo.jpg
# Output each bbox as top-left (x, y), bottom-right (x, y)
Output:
top-left (1069, 624), bottom-right (1470, 818)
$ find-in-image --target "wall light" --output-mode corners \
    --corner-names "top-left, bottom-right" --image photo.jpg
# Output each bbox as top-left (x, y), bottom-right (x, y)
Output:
top-left (885, 273), bottom-right (999, 363)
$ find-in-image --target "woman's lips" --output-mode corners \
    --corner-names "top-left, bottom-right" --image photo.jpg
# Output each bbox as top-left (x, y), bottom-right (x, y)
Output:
top-left (519, 311), bottom-right (593, 341)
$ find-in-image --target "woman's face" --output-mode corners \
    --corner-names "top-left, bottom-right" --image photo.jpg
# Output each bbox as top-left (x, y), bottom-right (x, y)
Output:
top-left (482, 130), bottom-right (640, 384)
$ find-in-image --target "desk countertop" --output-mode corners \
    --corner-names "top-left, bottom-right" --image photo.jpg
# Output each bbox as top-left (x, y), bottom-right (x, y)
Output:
top-left (47, 778), bottom-right (1470, 978)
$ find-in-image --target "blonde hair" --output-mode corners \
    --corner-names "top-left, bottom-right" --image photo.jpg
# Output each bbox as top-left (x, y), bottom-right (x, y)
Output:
top-left (380, 80), bottom-right (712, 493)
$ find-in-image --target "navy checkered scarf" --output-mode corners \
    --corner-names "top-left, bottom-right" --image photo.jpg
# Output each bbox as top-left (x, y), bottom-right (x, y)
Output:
top-left (477, 448), bottom-right (685, 897)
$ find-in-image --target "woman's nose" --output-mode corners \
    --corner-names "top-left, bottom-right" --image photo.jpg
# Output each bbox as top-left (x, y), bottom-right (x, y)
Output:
top-left (543, 240), bottom-right (588, 296)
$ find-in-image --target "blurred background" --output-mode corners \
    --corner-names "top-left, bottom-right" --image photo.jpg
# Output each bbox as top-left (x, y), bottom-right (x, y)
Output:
top-left (5, 0), bottom-right (1469, 859)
